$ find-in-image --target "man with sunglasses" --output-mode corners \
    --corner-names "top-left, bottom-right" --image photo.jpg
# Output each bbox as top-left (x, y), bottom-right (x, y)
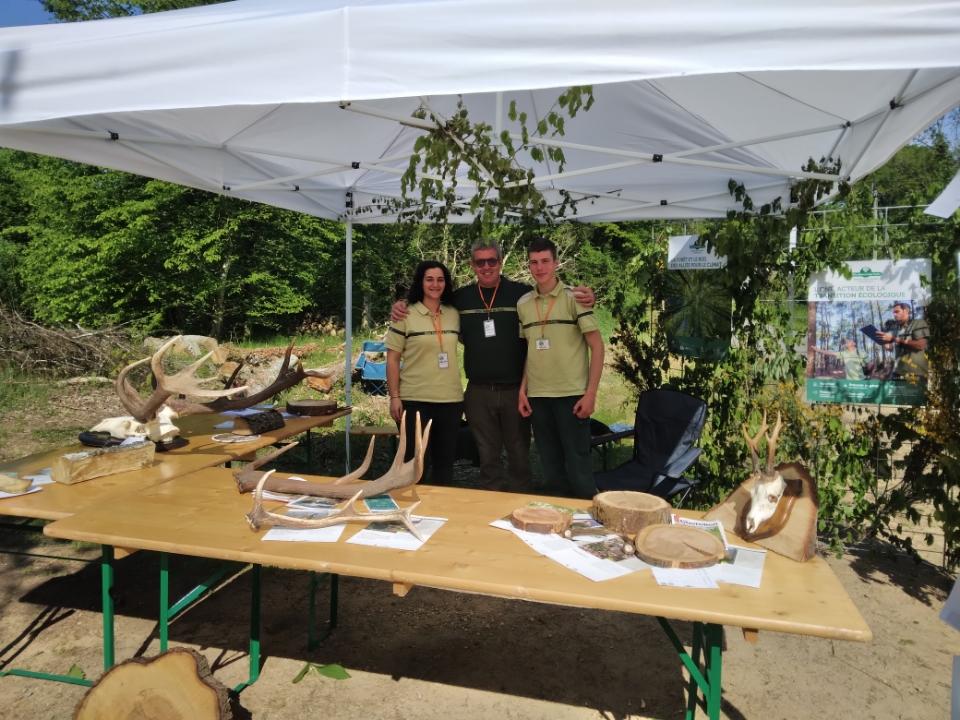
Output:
top-left (391, 241), bottom-right (594, 491)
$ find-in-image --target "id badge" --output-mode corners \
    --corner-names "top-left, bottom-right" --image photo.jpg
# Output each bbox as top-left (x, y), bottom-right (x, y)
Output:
top-left (483, 319), bottom-right (496, 338)
top-left (535, 338), bottom-right (550, 351)
top-left (438, 352), bottom-right (450, 369)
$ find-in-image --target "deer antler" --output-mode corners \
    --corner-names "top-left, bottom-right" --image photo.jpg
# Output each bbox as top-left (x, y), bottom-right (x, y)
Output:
top-left (235, 411), bottom-right (432, 498)
top-left (765, 411), bottom-right (783, 474)
top-left (116, 335), bottom-right (249, 422)
top-left (245, 470), bottom-right (424, 540)
top-left (741, 411), bottom-right (768, 475)
top-left (233, 437), bottom-right (377, 494)
top-left (167, 340), bottom-right (331, 416)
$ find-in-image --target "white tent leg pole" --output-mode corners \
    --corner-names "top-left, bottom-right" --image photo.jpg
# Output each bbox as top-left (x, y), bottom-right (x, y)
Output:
top-left (344, 218), bottom-right (353, 471)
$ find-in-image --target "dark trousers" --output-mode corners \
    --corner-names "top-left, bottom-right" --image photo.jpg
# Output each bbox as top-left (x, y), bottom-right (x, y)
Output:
top-left (399, 400), bottom-right (463, 486)
top-left (464, 382), bottom-right (532, 490)
top-left (529, 395), bottom-right (595, 498)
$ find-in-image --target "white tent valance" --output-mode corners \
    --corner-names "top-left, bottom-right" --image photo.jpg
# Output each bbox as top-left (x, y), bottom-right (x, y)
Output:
top-left (0, 0), bottom-right (958, 221)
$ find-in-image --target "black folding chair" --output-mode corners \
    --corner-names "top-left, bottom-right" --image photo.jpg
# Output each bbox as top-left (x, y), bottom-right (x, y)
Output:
top-left (594, 389), bottom-right (707, 505)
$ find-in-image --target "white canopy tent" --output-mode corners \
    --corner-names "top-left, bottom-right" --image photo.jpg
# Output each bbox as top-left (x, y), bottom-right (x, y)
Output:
top-left (0, 0), bottom-right (958, 449)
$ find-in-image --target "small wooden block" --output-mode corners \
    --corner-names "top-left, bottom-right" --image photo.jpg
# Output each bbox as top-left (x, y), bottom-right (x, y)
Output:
top-left (509, 507), bottom-right (572, 534)
top-left (742, 628), bottom-right (760, 644)
top-left (393, 582), bottom-right (413, 597)
top-left (0, 473), bottom-right (32, 494)
top-left (51, 441), bottom-right (155, 485)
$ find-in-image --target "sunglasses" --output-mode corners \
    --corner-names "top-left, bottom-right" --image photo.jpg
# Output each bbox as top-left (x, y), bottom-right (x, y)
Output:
top-left (472, 257), bottom-right (501, 267)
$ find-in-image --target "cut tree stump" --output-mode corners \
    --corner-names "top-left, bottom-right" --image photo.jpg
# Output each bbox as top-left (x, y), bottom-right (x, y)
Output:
top-left (592, 491), bottom-right (671, 534)
top-left (52, 441), bottom-right (155, 485)
top-left (74, 648), bottom-right (233, 720)
top-left (510, 507), bottom-right (571, 534)
top-left (634, 524), bottom-right (725, 569)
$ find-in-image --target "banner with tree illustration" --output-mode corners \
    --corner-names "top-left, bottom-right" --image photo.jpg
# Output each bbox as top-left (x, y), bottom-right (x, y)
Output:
top-left (806, 259), bottom-right (931, 406)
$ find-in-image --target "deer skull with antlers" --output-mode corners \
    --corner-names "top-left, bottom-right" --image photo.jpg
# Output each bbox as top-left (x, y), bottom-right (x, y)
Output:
top-left (741, 411), bottom-right (785, 536)
top-left (100, 335), bottom-right (332, 442)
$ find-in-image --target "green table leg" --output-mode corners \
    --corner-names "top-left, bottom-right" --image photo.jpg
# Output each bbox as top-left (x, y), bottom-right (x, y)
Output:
top-left (101, 545), bottom-right (115, 670)
top-left (0, 546), bottom-right (110, 687)
top-left (704, 624), bottom-right (723, 720)
top-left (307, 572), bottom-right (339, 650)
top-left (234, 564), bottom-right (262, 692)
top-left (685, 622), bottom-right (703, 720)
top-left (159, 553), bottom-right (170, 652)
top-left (657, 618), bottom-right (724, 719)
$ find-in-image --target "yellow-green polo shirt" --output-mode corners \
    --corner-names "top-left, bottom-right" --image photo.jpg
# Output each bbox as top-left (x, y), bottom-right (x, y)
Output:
top-left (386, 302), bottom-right (463, 402)
top-left (517, 282), bottom-right (598, 397)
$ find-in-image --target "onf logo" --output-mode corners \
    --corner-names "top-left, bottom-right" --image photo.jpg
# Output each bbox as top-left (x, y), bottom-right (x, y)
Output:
top-left (852, 268), bottom-right (883, 279)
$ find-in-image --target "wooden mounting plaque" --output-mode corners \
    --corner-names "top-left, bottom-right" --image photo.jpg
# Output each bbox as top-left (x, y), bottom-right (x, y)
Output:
top-left (634, 524), bottom-right (725, 569)
top-left (286, 399), bottom-right (339, 416)
top-left (510, 507), bottom-right (572, 534)
top-left (592, 491), bottom-right (671, 534)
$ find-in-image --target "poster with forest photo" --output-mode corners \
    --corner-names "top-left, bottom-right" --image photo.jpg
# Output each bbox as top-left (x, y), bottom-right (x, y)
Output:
top-left (806, 259), bottom-right (931, 406)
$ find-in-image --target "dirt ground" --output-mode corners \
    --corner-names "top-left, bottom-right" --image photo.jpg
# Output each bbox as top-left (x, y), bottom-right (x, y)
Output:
top-left (0, 385), bottom-right (958, 719)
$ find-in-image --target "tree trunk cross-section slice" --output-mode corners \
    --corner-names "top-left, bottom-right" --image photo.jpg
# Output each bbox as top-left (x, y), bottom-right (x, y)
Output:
top-left (634, 524), bottom-right (725, 569)
top-left (592, 491), bottom-right (671, 534)
top-left (74, 647), bottom-right (233, 720)
top-left (510, 507), bottom-right (571, 534)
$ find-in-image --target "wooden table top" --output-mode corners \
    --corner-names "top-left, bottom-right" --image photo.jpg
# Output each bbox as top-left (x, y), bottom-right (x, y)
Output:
top-left (0, 409), bottom-right (349, 521)
top-left (44, 467), bottom-right (872, 642)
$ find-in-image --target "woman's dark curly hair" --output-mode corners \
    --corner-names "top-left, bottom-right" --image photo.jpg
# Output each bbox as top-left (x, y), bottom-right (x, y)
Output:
top-left (406, 260), bottom-right (455, 305)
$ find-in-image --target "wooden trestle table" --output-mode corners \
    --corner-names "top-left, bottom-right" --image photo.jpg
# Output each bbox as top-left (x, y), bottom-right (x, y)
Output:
top-left (0, 409), bottom-right (349, 686)
top-left (44, 466), bottom-right (872, 718)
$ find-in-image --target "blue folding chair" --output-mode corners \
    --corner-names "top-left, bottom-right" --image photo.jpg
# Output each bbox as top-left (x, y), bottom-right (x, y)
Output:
top-left (354, 340), bottom-right (388, 395)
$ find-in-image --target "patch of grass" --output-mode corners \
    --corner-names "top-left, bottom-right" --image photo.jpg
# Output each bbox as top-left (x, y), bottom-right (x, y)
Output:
top-left (0, 365), bottom-right (59, 413)
top-left (31, 426), bottom-right (87, 445)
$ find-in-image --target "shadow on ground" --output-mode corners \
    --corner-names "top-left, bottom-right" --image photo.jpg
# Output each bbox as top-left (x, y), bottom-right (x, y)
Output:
top-left (845, 537), bottom-right (953, 606)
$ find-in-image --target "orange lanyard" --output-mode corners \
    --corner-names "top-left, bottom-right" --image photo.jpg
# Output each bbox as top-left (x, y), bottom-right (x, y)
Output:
top-left (535, 292), bottom-right (559, 338)
top-left (477, 280), bottom-right (500, 318)
top-left (431, 309), bottom-right (445, 350)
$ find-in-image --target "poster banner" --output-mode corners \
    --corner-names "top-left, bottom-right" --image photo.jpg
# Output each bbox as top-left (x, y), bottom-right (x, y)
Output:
top-left (806, 259), bottom-right (931, 406)
top-left (667, 235), bottom-right (727, 270)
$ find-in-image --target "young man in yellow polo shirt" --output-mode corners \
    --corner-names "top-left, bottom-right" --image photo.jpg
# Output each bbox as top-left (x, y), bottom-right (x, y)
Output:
top-left (517, 238), bottom-right (604, 498)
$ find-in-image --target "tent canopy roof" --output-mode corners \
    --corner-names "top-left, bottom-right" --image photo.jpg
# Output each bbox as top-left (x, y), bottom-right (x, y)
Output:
top-left (1, 0), bottom-right (958, 221)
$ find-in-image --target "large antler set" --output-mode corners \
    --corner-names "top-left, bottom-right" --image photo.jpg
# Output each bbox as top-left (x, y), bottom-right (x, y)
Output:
top-left (241, 412), bottom-right (432, 535)
top-left (741, 411), bottom-right (786, 535)
top-left (116, 335), bottom-right (330, 422)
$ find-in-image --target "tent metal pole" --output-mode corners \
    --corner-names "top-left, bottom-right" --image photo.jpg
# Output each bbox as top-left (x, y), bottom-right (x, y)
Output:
top-left (344, 218), bottom-right (353, 470)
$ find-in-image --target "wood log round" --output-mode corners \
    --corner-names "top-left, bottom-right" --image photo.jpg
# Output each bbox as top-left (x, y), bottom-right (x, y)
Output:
top-left (233, 409), bottom-right (286, 436)
top-left (74, 647), bottom-right (233, 720)
top-left (286, 399), bottom-right (339, 416)
top-left (591, 491), bottom-right (671, 534)
top-left (509, 507), bottom-right (572, 534)
top-left (634, 524), bottom-right (725, 569)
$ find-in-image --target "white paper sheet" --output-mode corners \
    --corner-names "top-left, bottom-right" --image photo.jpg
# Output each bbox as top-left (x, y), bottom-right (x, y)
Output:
top-left (347, 516), bottom-right (446, 551)
top-left (24, 468), bottom-right (54, 486)
top-left (490, 517), bottom-right (643, 582)
top-left (262, 524), bottom-right (345, 542)
top-left (221, 408), bottom-right (265, 417)
top-left (707, 546), bottom-right (766, 588)
top-left (651, 567), bottom-right (719, 589)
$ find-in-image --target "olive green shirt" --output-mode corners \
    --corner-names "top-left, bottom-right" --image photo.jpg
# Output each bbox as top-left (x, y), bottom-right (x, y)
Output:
top-left (386, 303), bottom-right (463, 402)
top-left (517, 281), bottom-right (599, 397)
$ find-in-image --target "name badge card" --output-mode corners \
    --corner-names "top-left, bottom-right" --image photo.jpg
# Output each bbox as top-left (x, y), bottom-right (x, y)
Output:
top-left (438, 352), bottom-right (450, 369)
top-left (483, 319), bottom-right (496, 338)
top-left (535, 338), bottom-right (550, 351)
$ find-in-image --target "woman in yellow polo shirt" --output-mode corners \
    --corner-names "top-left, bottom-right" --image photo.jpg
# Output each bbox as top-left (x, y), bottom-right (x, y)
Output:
top-left (385, 260), bottom-right (463, 485)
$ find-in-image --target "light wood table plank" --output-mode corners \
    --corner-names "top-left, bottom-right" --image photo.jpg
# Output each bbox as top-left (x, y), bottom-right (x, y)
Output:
top-left (45, 467), bottom-right (871, 642)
